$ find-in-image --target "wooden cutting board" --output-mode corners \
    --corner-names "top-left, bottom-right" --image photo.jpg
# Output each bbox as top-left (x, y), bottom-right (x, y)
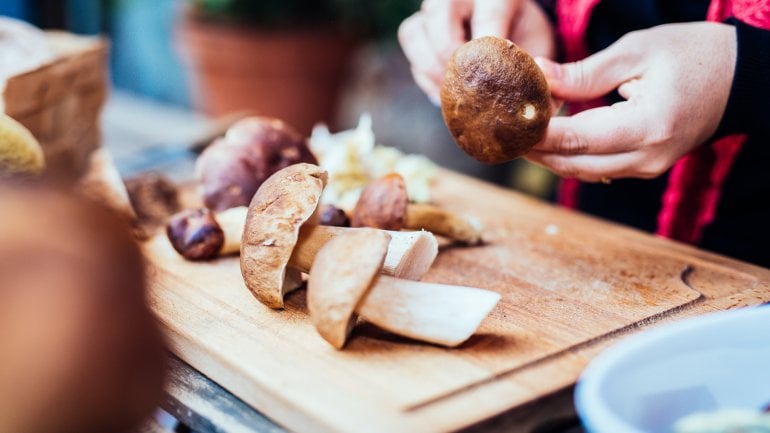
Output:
top-left (144, 170), bottom-right (770, 433)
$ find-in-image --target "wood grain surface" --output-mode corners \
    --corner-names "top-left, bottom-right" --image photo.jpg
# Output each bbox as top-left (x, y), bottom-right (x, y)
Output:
top-left (143, 170), bottom-right (770, 433)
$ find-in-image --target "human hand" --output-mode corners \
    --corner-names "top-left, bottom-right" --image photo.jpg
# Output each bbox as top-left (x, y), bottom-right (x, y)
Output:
top-left (527, 22), bottom-right (737, 182)
top-left (398, 0), bottom-right (555, 103)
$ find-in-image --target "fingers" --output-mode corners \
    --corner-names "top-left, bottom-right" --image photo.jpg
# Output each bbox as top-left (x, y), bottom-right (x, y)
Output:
top-left (507, 0), bottom-right (555, 59)
top-left (533, 101), bottom-right (652, 155)
top-left (528, 102), bottom-right (674, 180)
top-left (526, 150), bottom-right (669, 182)
top-left (412, 67), bottom-right (442, 105)
top-left (399, 0), bottom-right (473, 102)
top-left (424, 0), bottom-right (472, 62)
top-left (535, 39), bottom-right (641, 101)
top-left (399, 13), bottom-right (449, 101)
top-left (471, 0), bottom-right (518, 39)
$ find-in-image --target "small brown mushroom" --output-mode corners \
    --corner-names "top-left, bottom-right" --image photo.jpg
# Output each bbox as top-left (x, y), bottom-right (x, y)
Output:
top-left (308, 229), bottom-right (500, 349)
top-left (240, 163), bottom-right (439, 309)
top-left (166, 206), bottom-right (247, 260)
top-left (125, 172), bottom-right (180, 234)
top-left (195, 116), bottom-right (317, 211)
top-left (318, 204), bottom-right (350, 227)
top-left (352, 173), bottom-right (483, 244)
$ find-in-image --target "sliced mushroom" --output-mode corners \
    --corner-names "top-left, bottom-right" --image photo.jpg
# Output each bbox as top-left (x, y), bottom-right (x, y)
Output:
top-left (240, 163), bottom-right (439, 309)
top-left (308, 229), bottom-right (500, 349)
top-left (352, 173), bottom-right (483, 244)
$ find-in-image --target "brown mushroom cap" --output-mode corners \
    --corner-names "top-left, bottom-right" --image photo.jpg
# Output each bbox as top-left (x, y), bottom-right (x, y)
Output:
top-left (307, 229), bottom-right (391, 349)
top-left (196, 116), bottom-right (318, 212)
top-left (441, 36), bottom-right (551, 164)
top-left (166, 208), bottom-right (224, 261)
top-left (351, 173), bottom-right (408, 230)
top-left (240, 163), bottom-right (327, 309)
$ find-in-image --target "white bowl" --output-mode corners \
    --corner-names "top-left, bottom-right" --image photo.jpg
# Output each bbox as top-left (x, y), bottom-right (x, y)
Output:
top-left (575, 305), bottom-right (770, 433)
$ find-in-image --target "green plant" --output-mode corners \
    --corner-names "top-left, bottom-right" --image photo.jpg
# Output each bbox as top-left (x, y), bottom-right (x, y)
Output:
top-left (189, 0), bottom-right (421, 39)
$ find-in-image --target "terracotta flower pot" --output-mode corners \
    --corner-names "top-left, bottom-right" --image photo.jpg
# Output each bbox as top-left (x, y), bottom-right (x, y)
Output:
top-left (177, 16), bottom-right (356, 134)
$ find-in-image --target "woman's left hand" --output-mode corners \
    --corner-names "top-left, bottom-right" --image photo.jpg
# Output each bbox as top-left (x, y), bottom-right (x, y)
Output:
top-left (527, 22), bottom-right (737, 182)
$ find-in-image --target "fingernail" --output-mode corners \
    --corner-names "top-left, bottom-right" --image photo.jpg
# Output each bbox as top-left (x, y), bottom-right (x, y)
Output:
top-left (428, 94), bottom-right (441, 107)
top-left (534, 57), bottom-right (560, 81)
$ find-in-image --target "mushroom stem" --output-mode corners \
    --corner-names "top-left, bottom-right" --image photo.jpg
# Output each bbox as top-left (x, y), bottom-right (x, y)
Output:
top-left (351, 173), bottom-right (483, 245)
top-left (404, 203), bottom-right (482, 245)
top-left (356, 275), bottom-right (500, 347)
top-left (216, 206), bottom-right (248, 255)
top-left (289, 225), bottom-right (437, 280)
top-left (166, 206), bottom-right (247, 260)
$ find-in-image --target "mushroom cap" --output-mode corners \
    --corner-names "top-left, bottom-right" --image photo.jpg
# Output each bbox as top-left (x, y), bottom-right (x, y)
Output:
top-left (166, 208), bottom-right (224, 261)
top-left (308, 229), bottom-right (391, 349)
top-left (196, 116), bottom-right (318, 212)
top-left (351, 173), bottom-right (408, 230)
top-left (441, 37), bottom-right (551, 164)
top-left (240, 163), bottom-right (327, 309)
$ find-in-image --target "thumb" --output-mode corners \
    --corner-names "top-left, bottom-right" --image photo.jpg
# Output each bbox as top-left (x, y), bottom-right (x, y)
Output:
top-left (471, 0), bottom-right (517, 39)
top-left (535, 47), bottom-right (637, 101)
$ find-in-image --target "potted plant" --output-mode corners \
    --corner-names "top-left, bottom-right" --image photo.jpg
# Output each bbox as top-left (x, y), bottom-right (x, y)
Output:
top-left (177, 0), bottom-right (415, 134)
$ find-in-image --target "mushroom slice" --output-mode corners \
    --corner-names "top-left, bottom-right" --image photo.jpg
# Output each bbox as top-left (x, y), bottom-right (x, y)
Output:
top-left (241, 163), bottom-right (327, 308)
top-left (309, 229), bottom-right (500, 349)
top-left (308, 229), bottom-right (390, 349)
top-left (358, 276), bottom-right (501, 347)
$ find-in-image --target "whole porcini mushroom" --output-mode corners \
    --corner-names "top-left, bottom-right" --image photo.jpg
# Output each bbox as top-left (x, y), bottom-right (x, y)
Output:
top-left (308, 229), bottom-right (501, 349)
top-left (441, 36), bottom-right (551, 164)
top-left (352, 173), bottom-right (483, 244)
top-left (196, 116), bottom-right (317, 211)
top-left (166, 206), bottom-right (247, 260)
top-left (240, 163), bottom-right (439, 309)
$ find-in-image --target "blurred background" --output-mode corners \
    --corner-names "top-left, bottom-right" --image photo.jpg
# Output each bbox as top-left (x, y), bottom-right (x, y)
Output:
top-left (0, 0), bottom-right (556, 198)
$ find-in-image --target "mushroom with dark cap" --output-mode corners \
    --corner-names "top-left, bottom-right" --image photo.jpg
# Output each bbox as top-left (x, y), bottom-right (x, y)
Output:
top-left (196, 116), bottom-right (317, 211)
top-left (166, 206), bottom-right (247, 260)
top-left (308, 229), bottom-right (500, 349)
top-left (240, 163), bottom-right (439, 309)
top-left (352, 173), bottom-right (483, 244)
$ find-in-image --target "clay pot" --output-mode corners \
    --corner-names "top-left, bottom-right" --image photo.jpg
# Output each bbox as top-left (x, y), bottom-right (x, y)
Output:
top-left (177, 16), bottom-right (356, 134)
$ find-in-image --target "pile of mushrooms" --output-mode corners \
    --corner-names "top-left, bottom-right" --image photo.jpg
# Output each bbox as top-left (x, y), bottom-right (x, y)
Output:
top-left (236, 163), bottom-right (499, 348)
top-left (239, 163), bottom-right (438, 309)
top-left (165, 114), bottom-right (499, 348)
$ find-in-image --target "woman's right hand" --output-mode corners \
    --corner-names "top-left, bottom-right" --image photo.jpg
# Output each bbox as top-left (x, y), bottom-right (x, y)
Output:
top-left (398, 0), bottom-right (555, 104)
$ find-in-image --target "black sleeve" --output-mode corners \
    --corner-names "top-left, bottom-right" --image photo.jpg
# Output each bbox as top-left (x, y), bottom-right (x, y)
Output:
top-left (715, 18), bottom-right (770, 138)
